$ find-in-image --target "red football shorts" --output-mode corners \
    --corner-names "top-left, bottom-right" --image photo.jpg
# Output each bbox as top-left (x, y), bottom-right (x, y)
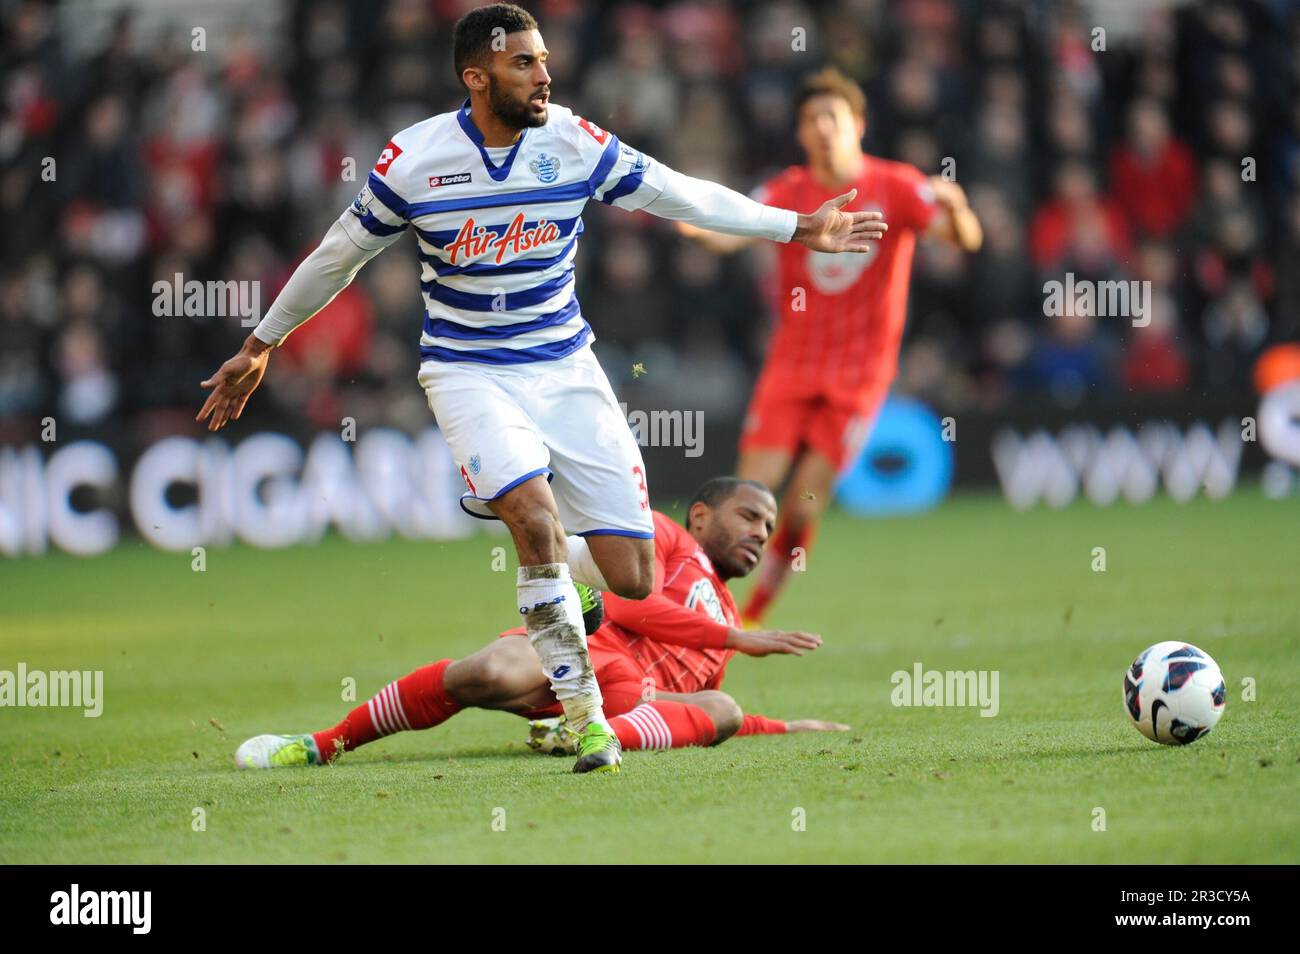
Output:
top-left (739, 378), bottom-right (890, 472)
top-left (497, 626), bottom-right (649, 719)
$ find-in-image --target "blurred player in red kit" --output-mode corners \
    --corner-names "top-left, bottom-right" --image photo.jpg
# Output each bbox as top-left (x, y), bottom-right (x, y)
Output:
top-left (679, 67), bottom-right (984, 624)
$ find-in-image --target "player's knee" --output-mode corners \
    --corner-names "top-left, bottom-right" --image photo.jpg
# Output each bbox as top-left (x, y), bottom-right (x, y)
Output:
top-left (608, 573), bottom-right (652, 601)
top-left (447, 654), bottom-right (510, 704)
top-left (607, 558), bottom-right (653, 599)
top-left (697, 691), bottom-right (743, 743)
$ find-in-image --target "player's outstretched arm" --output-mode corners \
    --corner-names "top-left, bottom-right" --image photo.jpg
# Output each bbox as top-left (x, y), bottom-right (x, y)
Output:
top-left (196, 220), bottom-right (385, 432)
top-left (677, 188), bottom-right (890, 254)
top-left (604, 579), bottom-right (824, 656)
top-left (627, 163), bottom-right (886, 252)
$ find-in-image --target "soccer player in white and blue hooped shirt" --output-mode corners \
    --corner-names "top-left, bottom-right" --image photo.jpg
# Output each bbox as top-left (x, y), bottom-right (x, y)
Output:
top-left (197, 3), bottom-right (887, 774)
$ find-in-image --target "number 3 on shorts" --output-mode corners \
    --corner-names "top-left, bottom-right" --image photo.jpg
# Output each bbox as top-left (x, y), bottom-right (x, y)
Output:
top-left (632, 465), bottom-right (649, 511)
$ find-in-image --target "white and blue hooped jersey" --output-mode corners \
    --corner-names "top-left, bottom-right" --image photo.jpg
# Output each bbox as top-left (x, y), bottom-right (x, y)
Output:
top-left (339, 100), bottom-right (664, 365)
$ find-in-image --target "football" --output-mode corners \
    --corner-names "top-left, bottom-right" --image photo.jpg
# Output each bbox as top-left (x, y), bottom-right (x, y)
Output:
top-left (1123, 641), bottom-right (1227, 745)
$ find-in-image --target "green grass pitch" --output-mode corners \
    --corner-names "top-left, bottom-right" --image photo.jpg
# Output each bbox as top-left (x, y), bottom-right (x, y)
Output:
top-left (1, 491), bottom-right (1296, 863)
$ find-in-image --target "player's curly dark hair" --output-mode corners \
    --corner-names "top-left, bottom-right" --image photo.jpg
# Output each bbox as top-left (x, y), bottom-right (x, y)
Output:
top-left (452, 3), bottom-right (539, 89)
top-left (684, 477), bottom-right (773, 527)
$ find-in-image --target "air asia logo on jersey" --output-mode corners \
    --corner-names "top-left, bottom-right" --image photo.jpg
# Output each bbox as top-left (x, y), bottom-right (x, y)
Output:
top-left (576, 116), bottom-right (609, 145)
top-left (428, 172), bottom-right (472, 188)
top-left (445, 212), bottom-right (561, 265)
top-left (374, 141), bottom-right (402, 176)
top-left (529, 152), bottom-right (561, 183)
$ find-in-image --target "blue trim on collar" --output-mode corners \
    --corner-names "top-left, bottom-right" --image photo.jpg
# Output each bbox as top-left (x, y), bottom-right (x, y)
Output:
top-left (457, 98), bottom-right (528, 182)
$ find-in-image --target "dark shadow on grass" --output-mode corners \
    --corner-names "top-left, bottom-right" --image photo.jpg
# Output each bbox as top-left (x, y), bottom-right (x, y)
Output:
top-left (322, 745), bottom-right (544, 767)
top-left (1000, 743), bottom-right (1185, 760)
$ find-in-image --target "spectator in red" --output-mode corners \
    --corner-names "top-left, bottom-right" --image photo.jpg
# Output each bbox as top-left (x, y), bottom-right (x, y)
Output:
top-left (1122, 292), bottom-right (1190, 393)
top-left (1029, 161), bottom-right (1133, 274)
top-left (1110, 99), bottom-right (1197, 238)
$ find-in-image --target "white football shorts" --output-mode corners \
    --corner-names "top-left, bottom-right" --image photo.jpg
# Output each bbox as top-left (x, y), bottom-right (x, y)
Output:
top-left (417, 344), bottom-right (654, 538)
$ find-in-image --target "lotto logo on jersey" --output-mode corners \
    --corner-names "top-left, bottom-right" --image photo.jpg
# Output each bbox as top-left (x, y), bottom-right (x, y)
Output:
top-left (429, 172), bottom-right (472, 188)
top-left (576, 116), bottom-right (609, 145)
top-left (374, 141), bottom-right (403, 176)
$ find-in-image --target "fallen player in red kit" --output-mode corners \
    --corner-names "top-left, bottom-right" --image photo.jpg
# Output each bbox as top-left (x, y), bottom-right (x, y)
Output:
top-left (234, 477), bottom-right (848, 769)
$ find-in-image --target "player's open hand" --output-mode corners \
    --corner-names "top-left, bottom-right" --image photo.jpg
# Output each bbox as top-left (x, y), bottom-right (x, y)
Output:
top-left (785, 719), bottom-right (851, 732)
top-left (792, 188), bottom-right (887, 253)
top-left (196, 336), bottom-right (272, 432)
top-left (725, 628), bottom-right (823, 657)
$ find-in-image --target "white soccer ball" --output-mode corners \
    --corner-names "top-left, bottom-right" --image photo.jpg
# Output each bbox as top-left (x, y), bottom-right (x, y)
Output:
top-left (1122, 641), bottom-right (1225, 745)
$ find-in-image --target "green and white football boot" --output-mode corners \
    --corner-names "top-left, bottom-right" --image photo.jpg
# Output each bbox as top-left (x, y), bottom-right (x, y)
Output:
top-left (572, 721), bottom-right (622, 774)
top-left (526, 715), bottom-right (579, 756)
top-left (234, 733), bottom-right (323, 769)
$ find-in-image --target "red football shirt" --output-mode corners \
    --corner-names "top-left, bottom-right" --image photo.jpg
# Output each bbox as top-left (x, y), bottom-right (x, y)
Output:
top-left (598, 512), bottom-right (740, 694)
top-left (753, 156), bottom-right (938, 407)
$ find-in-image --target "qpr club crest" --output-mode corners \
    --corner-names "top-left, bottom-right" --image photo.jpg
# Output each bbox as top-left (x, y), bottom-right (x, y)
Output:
top-left (468, 454), bottom-right (482, 476)
top-left (529, 152), bottom-right (561, 183)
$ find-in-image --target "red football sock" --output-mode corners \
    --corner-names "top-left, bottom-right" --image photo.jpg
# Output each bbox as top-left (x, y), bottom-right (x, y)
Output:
top-left (610, 701), bottom-right (716, 750)
top-left (735, 713), bottom-right (787, 736)
top-left (312, 659), bottom-right (461, 761)
top-left (741, 522), bottom-right (815, 624)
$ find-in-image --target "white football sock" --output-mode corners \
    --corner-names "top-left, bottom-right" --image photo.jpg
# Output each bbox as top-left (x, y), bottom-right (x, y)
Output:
top-left (517, 563), bottom-right (608, 731)
top-left (564, 535), bottom-right (610, 591)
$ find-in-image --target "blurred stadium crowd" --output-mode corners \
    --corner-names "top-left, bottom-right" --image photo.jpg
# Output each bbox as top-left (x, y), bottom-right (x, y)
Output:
top-left (2, 0), bottom-right (1299, 444)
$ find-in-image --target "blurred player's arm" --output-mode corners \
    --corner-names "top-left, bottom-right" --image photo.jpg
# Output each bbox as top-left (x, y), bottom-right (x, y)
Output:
top-left (674, 220), bottom-right (759, 255)
top-left (597, 147), bottom-right (885, 253)
top-left (924, 177), bottom-right (983, 252)
top-left (197, 188), bottom-right (406, 431)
